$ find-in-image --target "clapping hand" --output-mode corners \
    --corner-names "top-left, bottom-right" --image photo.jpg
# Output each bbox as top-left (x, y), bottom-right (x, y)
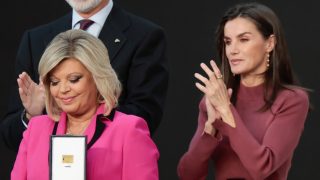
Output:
top-left (17, 72), bottom-right (45, 120)
top-left (195, 60), bottom-right (235, 128)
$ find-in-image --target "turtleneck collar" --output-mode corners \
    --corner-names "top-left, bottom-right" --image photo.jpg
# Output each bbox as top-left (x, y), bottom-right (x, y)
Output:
top-left (237, 82), bottom-right (265, 100)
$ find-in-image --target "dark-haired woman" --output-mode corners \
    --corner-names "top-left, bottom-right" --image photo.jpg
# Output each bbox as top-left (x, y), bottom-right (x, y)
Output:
top-left (178, 3), bottom-right (309, 180)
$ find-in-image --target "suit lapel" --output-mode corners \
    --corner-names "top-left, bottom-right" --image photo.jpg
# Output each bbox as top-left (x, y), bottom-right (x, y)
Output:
top-left (43, 5), bottom-right (130, 62)
top-left (98, 4), bottom-right (130, 62)
top-left (45, 13), bottom-right (72, 46)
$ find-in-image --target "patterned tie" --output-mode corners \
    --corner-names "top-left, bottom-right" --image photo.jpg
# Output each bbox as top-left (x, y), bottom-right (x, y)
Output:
top-left (79, 19), bottom-right (94, 31)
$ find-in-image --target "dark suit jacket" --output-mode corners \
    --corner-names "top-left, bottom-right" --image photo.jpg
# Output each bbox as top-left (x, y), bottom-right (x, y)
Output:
top-left (1, 4), bottom-right (169, 151)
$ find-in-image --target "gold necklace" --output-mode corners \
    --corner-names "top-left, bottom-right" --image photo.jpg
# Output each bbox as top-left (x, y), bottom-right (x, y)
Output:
top-left (66, 121), bottom-right (90, 135)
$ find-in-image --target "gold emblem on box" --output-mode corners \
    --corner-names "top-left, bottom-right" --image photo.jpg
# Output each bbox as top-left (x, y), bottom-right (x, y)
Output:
top-left (62, 155), bottom-right (74, 163)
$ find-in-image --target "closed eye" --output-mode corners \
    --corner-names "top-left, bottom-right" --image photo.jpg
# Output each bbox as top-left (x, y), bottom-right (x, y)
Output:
top-left (240, 38), bottom-right (249, 42)
top-left (50, 80), bottom-right (59, 86)
top-left (224, 39), bottom-right (231, 46)
top-left (69, 76), bottom-right (82, 83)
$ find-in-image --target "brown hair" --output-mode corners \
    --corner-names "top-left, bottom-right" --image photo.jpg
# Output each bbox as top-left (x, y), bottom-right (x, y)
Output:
top-left (216, 2), bottom-right (299, 111)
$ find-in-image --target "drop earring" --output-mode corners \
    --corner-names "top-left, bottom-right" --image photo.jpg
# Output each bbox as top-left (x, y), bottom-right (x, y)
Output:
top-left (266, 53), bottom-right (270, 68)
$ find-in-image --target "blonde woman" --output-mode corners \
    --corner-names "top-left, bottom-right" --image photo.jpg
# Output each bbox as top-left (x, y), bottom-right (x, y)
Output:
top-left (12, 30), bottom-right (159, 180)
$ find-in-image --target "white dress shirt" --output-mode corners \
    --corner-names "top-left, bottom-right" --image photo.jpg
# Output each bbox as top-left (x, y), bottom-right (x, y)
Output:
top-left (72, 0), bottom-right (113, 37)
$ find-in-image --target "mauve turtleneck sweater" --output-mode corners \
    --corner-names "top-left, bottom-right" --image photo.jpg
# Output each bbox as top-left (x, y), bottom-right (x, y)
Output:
top-left (178, 83), bottom-right (309, 180)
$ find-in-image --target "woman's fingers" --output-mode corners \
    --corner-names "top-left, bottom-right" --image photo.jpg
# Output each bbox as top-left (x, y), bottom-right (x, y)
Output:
top-left (195, 82), bottom-right (207, 94)
top-left (17, 78), bottom-right (26, 95)
top-left (194, 72), bottom-right (209, 84)
top-left (210, 60), bottom-right (223, 80)
top-left (195, 60), bottom-right (226, 96)
top-left (18, 73), bottom-right (33, 95)
top-left (19, 73), bottom-right (30, 88)
top-left (200, 63), bottom-right (216, 79)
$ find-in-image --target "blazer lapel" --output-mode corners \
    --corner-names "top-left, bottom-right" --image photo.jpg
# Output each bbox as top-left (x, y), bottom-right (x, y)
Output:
top-left (45, 13), bottom-right (72, 46)
top-left (98, 4), bottom-right (129, 61)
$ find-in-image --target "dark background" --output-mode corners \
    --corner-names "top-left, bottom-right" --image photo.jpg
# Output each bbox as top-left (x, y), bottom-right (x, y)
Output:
top-left (1, 0), bottom-right (319, 179)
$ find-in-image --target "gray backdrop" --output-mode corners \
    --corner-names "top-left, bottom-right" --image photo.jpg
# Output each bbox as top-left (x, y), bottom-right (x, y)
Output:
top-left (1, 0), bottom-right (319, 179)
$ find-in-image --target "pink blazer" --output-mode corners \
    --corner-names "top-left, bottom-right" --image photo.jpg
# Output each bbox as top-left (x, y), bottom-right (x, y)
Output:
top-left (11, 104), bottom-right (159, 180)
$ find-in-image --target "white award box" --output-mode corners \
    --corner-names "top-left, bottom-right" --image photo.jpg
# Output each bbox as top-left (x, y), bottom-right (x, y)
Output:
top-left (50, 135), bottom-right (87, 180)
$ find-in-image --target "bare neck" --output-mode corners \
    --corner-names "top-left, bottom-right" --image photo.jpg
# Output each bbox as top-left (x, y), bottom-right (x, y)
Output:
top-left (67, 105), bottom-right (98, 126)
top-left (241, 74), bottom-right (265, 87)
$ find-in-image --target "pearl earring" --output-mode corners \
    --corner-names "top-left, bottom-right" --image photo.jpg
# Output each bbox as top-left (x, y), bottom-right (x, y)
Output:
top-left (266, 53), bottom-right (270, 68)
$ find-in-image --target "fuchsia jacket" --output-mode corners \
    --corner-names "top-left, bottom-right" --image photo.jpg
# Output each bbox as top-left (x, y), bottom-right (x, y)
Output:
top-left (12, 104), bottom-right (159, 180)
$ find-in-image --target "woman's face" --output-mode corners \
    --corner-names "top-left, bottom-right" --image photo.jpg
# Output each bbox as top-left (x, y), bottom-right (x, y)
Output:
top-left (49, 58), bottom-right (98, 116)
top-left (224, 17), bottom-right (274, 78)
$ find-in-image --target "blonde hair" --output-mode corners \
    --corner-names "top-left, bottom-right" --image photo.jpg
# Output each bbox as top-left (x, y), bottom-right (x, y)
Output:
top-left (38, 29), bottom-right (122, 121)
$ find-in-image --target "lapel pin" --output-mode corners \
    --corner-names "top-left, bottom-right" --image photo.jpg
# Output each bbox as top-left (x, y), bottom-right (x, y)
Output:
top-left (114, 38), bottom-right (121, 43)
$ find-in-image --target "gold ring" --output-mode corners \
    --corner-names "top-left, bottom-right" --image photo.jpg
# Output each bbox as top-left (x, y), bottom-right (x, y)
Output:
top-left (216, 74), bottom-right (223, 79)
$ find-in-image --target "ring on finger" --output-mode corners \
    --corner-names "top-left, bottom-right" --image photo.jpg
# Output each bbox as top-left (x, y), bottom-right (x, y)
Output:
top-left (216, 74), bottom-right (223, 79)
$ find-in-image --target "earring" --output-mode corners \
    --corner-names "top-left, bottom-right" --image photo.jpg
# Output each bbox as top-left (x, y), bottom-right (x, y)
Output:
top-left (97, 93), bottom-right (104, 104)
top-left (266, 53), bottom-right (270, 68)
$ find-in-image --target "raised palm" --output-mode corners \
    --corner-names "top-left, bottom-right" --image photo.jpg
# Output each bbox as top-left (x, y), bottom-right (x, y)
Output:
top-left (17, 72), bottom-right (45, 118)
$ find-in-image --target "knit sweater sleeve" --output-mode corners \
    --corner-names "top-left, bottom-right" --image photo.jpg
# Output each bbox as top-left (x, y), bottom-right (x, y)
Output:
top-left (178, 98), bottom-right (221, 180)
top-left (214, 89), bottom-right (309, 179)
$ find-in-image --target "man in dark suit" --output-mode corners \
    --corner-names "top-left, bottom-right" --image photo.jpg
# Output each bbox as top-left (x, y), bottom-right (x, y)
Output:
top-left (1, 0), bottom-right (168, 151)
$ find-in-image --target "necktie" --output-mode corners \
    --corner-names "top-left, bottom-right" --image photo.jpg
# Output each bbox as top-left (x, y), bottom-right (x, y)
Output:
top-left (79, 19), bottom-right (94, 31)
